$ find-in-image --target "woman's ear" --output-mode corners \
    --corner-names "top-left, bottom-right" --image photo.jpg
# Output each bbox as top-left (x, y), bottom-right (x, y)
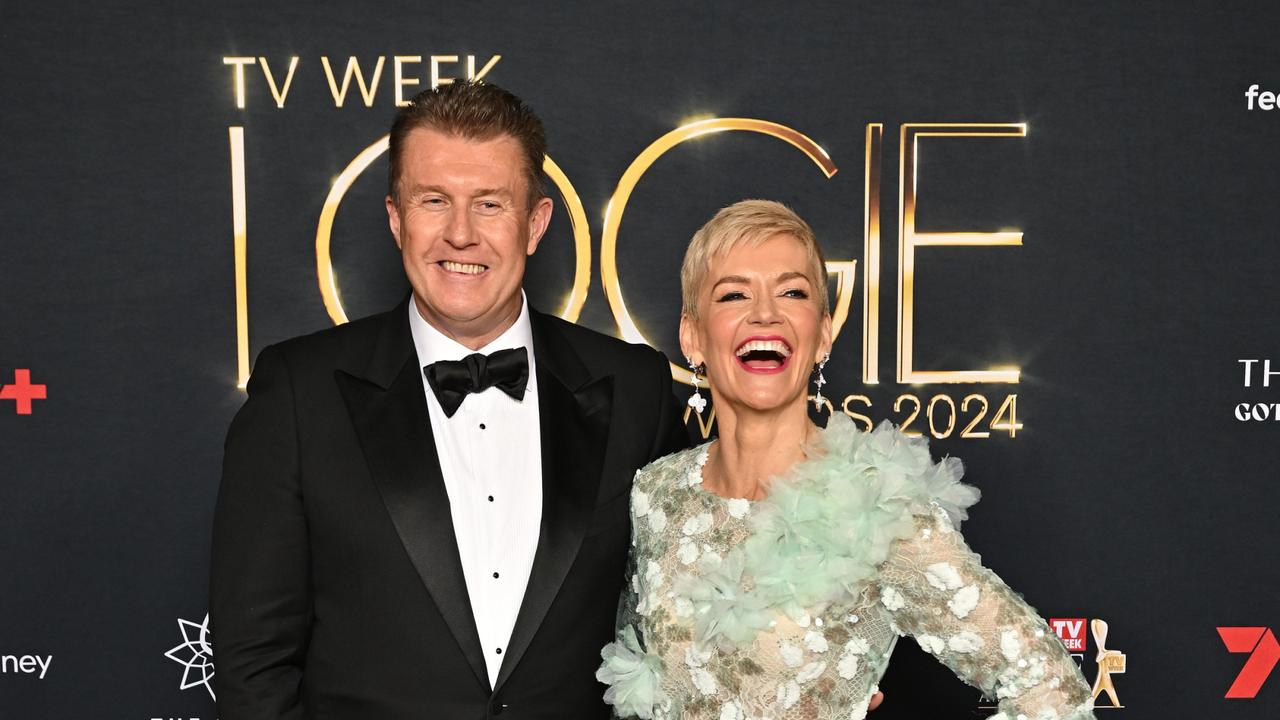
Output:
top-left (817, 312), bottom-right (833, 363)
top-left (679, 314), bottom-right (702, 367)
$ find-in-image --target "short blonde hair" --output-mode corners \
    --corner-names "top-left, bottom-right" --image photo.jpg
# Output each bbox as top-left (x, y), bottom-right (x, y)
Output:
top-left (680, 199), bottom-right (829, 319)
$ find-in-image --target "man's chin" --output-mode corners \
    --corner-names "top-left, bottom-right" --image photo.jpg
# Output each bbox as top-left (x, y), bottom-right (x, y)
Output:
top-left (415, 299), bottom-right (487, 325)
top-left (412, 294), bottom-right (521, 341)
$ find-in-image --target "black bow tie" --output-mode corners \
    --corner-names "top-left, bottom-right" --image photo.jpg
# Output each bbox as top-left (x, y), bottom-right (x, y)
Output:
top-left (424, 347), bottom-right (529, 418)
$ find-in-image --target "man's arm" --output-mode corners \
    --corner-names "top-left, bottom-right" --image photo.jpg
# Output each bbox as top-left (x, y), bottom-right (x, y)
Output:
top-left (210, 345), bottom-right (310, 720)
top-left (647, 349), bottom-right (692, 462)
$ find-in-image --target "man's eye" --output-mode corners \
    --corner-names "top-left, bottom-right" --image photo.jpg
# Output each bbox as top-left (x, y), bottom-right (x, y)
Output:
top-left (422, 197), bottom-right (446, 208)
top-left (716, 291), bottom-right (746, 302)
top-left (475, 201), bottom-right (503, 216)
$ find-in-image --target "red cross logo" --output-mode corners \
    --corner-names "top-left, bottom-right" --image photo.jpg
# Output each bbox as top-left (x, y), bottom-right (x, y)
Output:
top-left (0, 369), bottom-right (47, 415)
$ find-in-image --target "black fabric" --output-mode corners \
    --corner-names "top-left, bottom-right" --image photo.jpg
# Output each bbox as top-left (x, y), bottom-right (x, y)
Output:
top-left (210, 299), bottom-right (690, 720)
top-left (424, 347), bottom-right (530, 417)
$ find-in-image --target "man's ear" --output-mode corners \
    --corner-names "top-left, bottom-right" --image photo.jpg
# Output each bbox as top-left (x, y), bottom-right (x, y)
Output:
top-left (386, 195), bottom-right (403, 250)
top-left (679, 313), bottom-right (702, 368)
top-left (525, 196), bottom-right (554, 255)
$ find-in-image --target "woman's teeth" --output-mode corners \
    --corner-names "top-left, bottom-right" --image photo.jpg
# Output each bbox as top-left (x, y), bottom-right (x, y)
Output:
top-left (734, 340), bottom-right (792, 358)
top-left (441, 261), bottom-right (486, 275)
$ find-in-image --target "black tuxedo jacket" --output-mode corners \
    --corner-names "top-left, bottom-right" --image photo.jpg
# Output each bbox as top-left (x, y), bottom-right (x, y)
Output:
top-left (210, 301), bottom-right (688, 719)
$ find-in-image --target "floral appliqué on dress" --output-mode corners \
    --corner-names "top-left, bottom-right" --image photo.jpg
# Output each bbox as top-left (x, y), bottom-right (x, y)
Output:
top-left (597, 416), bottom-right (1095, 720)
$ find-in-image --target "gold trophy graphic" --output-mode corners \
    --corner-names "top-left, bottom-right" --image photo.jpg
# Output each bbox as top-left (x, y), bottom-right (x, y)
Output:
top-left (1091, 619), bottom-right (1126, 708)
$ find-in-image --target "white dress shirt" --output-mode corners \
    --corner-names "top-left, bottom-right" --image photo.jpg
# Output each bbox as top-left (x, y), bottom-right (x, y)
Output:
top-left (408, 296), bottom-right (543, 689)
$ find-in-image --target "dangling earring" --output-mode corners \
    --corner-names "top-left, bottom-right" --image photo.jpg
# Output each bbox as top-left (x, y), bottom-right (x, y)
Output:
top-left (812, 352), bottom-right (830, 410)
top-left (687, 358), bottom-right (707, 415)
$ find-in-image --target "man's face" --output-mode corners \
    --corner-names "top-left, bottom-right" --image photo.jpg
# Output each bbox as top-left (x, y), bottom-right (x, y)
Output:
top-left (386, 128), bottom-right (553, 348)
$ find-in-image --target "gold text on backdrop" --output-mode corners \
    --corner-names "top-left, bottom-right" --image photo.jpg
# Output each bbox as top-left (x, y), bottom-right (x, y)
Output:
top-left (222, 55), bottom-right (502, 108)
top-left (226, 108), bottom-right (1027, 439)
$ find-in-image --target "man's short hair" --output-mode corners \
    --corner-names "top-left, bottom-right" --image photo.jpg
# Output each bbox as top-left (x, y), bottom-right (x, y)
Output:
top-left (680, 199), bottom-right (830, 319)
top-left (387, 80), bottom-right (548, 208)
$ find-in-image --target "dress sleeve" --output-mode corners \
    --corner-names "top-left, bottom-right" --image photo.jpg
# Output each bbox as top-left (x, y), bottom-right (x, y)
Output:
top-left (875, 507), bottom-right (1095, 720)
top-left (596, 474), bottom-right (669, 720)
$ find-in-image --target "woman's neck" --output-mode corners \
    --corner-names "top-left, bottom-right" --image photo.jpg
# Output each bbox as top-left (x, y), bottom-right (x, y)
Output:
top-left (704, 400), bottom-right (815, 500)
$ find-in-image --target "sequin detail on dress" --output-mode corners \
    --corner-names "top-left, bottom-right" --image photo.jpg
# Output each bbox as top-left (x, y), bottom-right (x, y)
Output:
top-left (598, 416), bottom-right (1095, 720)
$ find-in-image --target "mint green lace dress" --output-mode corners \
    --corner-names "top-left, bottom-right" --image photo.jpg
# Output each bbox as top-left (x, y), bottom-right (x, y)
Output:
top-left (597, 416), bottom-right (1095, 720)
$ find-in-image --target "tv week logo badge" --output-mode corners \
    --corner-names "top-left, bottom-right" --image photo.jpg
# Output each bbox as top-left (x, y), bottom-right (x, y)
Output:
top-left (981, 617), bottom-right (1125, 712)
top-left (1050, 617), bottom-right (1125, 709)
top-left (1050, 618), bottom-right (1087, 652)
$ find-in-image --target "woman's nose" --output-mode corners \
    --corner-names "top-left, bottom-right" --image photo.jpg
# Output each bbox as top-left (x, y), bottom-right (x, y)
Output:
top-left (748, 294), bottom-right (781, 324)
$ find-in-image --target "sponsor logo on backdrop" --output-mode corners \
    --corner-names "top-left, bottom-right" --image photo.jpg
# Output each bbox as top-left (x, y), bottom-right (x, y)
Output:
top-left (0, 653), bottom-right (52, 679)
top-left (1236, 359), bottom-right (1280, 421)
top-left (1218, 626), bottom-right (1279, 699)
top-left (165, 614), bottom-right (215, 700)
top-left (976, 617), bottom-right (1125, 713)
top-left (1087, 619), bottom-right (1127, 709)
top-left (0, 369), bottom-right (46, 415)
top-left (1246, 85), bottom-right (1280, 111)
top-left (1050, 617), bottom-right (1088, 652)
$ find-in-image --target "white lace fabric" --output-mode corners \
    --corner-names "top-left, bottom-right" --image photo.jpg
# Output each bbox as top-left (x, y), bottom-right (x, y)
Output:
top-left (601, 420), bottom-right (1095, 720)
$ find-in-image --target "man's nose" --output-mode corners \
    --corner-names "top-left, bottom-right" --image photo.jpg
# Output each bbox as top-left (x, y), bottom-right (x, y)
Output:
top-left (442, 204), bottom-right (476, 247)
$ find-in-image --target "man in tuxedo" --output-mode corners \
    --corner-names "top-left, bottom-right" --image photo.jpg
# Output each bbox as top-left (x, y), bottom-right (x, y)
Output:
top-left (210, 81), bottom-right (688, 719)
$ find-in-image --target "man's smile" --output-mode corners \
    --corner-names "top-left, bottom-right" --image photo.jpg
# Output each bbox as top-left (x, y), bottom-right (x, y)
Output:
top-left (438, 260), bottom-right (489, 276)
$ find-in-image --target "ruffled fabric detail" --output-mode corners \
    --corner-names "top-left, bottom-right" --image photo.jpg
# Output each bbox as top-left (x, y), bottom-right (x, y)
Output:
top-left (597, 624), bottom-right (670, 719)
top-left (680, 416), bottom-right (979, 650)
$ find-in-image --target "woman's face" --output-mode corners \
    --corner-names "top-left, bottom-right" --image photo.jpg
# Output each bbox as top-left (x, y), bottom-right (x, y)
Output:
top-left (681, 233), bottom-right (832, 415)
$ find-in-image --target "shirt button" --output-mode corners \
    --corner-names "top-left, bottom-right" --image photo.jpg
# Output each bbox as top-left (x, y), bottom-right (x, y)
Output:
top-left (493, 572), bottom-right (500, 578)
top-left (495, 647), bottom-right (503, 655)
top-left (488, 495), bottom-right (494, 502)
top-left (479, 423), bottom-right (486, 430)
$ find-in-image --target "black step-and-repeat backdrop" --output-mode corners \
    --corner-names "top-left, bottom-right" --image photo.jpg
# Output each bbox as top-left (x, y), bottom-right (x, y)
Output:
top-left (3, 1), bottom-right (1278, 717)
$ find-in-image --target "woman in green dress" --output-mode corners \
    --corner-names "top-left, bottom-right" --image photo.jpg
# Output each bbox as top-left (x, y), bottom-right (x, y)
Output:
top-left (597, 200), bottom-right (1095, 720)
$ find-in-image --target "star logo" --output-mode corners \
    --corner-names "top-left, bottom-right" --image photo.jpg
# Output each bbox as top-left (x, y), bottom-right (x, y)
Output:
top-left (164, 614), bottom-right (215, 699)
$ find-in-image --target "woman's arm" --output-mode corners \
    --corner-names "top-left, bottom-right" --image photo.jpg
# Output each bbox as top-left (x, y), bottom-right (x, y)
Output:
top-left (596, 481), bottom-right (669, 719)
top-left (877, 508), bottom-right (1095, 720)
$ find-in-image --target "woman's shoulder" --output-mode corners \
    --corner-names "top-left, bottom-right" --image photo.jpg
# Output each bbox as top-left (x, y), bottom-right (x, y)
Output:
top-left (629, 442), bottom-right (711, 540)
top-left (633, 441), bottom-right (710, 494)
top-left (809, 414), bottom-right (981, 527)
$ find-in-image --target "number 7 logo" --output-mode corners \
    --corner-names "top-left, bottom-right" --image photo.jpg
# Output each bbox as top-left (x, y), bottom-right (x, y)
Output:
top-left (1218, 627), bottom-right (1280, 698)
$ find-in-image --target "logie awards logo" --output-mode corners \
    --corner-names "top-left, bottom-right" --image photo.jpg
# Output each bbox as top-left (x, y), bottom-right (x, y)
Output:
top-left (1048, 617), bottom-right (1127, 710)
top-left (219, 57), bottom-right (1031, 443)
top-left (978, 617), bottom-right (1127, 713)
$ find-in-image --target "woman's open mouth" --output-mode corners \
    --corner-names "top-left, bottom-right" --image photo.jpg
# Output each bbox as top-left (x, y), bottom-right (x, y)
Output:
top-left (734, 336), bottom-right (792, 374)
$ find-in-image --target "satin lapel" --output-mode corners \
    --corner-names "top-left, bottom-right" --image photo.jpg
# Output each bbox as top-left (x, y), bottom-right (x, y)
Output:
top-left (494, 313), bottom-right (613, 691)
top-left (334, 312), bottom-right (490, 692)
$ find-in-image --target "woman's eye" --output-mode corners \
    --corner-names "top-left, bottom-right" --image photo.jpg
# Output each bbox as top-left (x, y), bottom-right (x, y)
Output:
top-left (716, 290), bottom-right (746, 302)
top-left (782, 288), bottom-right (809, 299)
